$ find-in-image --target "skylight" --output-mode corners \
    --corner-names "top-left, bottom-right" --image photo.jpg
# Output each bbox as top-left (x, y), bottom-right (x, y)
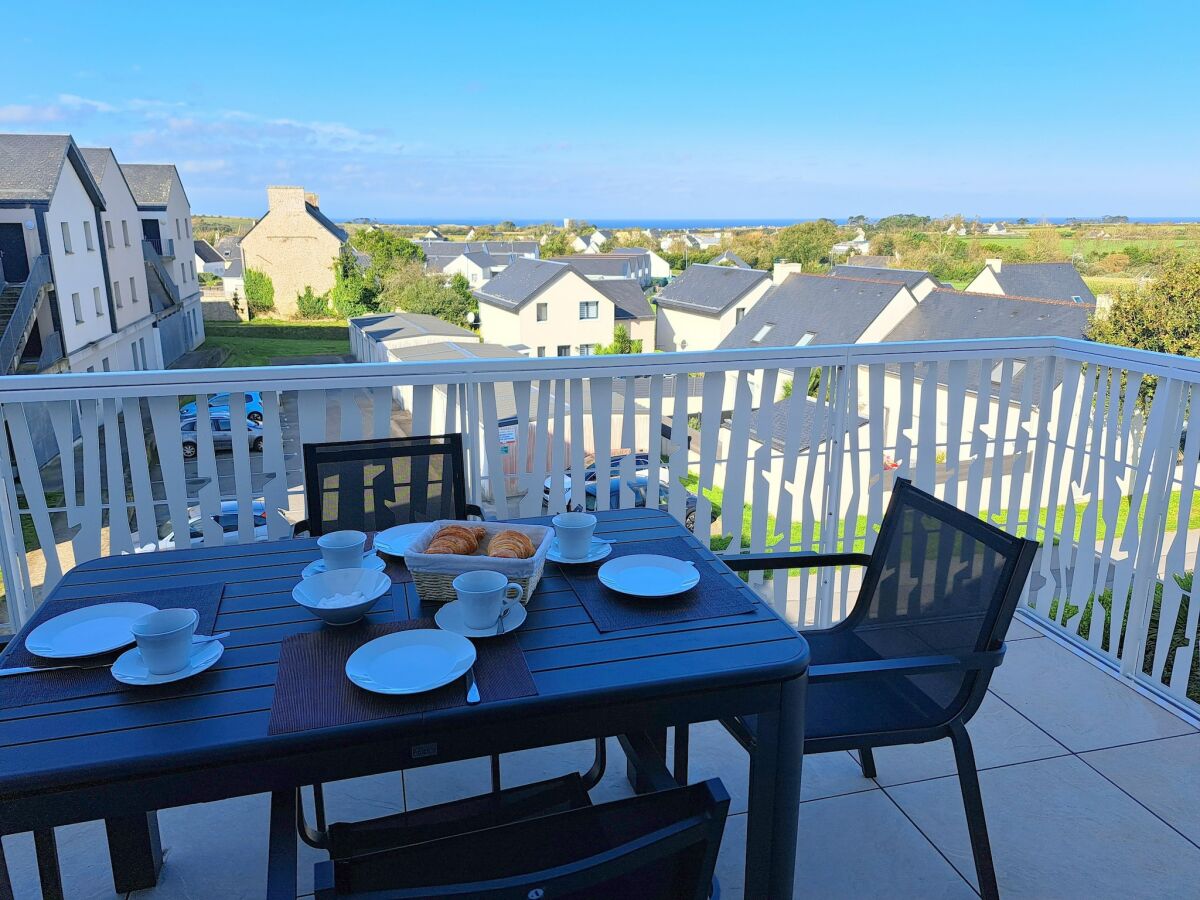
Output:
top-left (1071, 295), bottom-right (1083, 303)
top-left (797, 332), bottom-right (816, 346)
top-left (751, 323), bottom-right (774, 344)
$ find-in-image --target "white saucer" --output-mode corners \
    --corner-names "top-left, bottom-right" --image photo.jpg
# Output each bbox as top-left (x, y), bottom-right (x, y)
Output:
top-left (435, 599), bottom-right (527, 638)
top-left (547, 537), bottom-right (612, 565)
top-left (302, 553), bottom-right (387, 578)
top-left (373, 522), bottom-right (429, 557)
top-left (25, 602), bottom-right (158, 659)
top-left (111, 641), bottom-right (224, 686)
top-left (346, 629), bottom-right (475, 695)
top-left (598, 554), bottom-right (700, 598)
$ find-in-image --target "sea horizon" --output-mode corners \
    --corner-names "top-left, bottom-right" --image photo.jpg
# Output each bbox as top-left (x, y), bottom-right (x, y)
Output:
top-left (350, 216), bottom-right (1200, 229)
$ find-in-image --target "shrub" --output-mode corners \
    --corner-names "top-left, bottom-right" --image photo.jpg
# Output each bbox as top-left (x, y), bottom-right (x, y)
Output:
top-left (296, 286), bottom-right (330, 319)
top-left (244, 269), bottom-right (275, 315)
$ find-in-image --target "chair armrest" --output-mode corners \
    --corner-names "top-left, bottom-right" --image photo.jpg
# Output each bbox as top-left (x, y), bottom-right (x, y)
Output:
top-left (291, 518), bottom-right (310, 538)
top-left (809, 647), bottom-right (1005, 683)
top-left (465, 503), bottom-right (486, 520)
top-left (722, 551), bottom-right (871, 572)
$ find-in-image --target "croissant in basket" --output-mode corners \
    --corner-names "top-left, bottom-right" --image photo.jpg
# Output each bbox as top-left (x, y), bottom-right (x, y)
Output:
top-left (424, 524), bottom-right (486, 555)
top-left (488, 530), bottom-right (536, 559)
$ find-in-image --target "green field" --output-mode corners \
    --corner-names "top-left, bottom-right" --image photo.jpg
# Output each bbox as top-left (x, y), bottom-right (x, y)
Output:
top-left (199, 319), bottom-right (350, 368)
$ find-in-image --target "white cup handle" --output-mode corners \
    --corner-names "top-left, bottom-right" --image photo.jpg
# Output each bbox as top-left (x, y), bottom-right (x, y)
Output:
top-left (503, 583), bottom-right (524, 608)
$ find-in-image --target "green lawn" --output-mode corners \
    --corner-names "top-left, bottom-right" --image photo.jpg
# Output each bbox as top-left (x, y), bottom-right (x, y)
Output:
top-left (200, 319), bottom-right (350, 368)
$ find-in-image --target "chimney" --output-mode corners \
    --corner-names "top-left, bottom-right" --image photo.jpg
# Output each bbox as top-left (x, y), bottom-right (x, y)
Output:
top-left (305, 192), bottom-right (320, 208)
top-left (986, 257), bottom-right (1002, 273)
top-left (773, 262), bottom-right (803, 284)
top-left (266, 186), bottom-right (307, 213)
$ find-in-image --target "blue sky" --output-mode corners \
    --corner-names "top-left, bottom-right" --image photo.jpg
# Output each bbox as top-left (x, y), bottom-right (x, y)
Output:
top-left (3, 1), bottom-right (1197, 220)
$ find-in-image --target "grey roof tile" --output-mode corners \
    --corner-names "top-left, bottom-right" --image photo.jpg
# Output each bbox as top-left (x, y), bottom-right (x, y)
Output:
top-left (655, 263), bottom-right (768, 315)
top-left (745, 395), bottom-right (866, 452)
top-left (0, 133), bottom-right (71, 201)
top-left (549, 255), bottom-right (636, 277)
top-left (988, 263), bottom-right (1096, 304)
top-left (304, 202), bottom-right (348, 242)
top-left (832, 264), bottom-right (933, 290)
top-left (718, 273), bottom-right (909, 349)
top-left (120, 163), bottom-right (178, 206)
top-left (472, 258), bottom-right (571, 310)
top-left (352, 311), bottom-right (475, 341)
top-left (592, 279), bottom-right (653, 319)
top-left (884, 288), bottom-right (1093, 343)
top-left (193, 239), bottom-right (223, 263)
top-left (710, 250), bottom-right (751, 268)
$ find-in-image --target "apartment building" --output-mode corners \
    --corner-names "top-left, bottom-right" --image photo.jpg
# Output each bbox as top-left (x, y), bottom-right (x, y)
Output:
top-left (122, 162), bottom-right (205, 363)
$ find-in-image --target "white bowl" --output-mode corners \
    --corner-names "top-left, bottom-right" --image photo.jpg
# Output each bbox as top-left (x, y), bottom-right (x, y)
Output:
top-left (292, 568), bottom-right (391, 626)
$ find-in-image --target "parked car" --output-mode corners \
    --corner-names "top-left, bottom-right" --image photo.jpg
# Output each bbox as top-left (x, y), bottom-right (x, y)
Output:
top-left (155, 500), bottom-right (270, 550)
top-left (179, 391), bottom-right (265, 423)
top-left (567, 474), bottom-right (704, 531)
top-left (180, 414), bottom-right (264, 459)
top-left (542, 452), bottom-right (653, 505)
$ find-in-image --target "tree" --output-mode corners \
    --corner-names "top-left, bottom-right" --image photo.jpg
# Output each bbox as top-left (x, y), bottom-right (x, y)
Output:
top-left (296, 285), bottom-right (329, 319)
top-left (350, 228), bottom-right (422, 272)
top-left (378, 261), bottom-right (477, 324)
top-left (539, 231), bottom-right (573, 257)
top-left (1025, 227), bottom-right (1063, 262)
top-left (596, 324), bottom-right (642, 355)
top-left (244, 268), bottom-right (274, 316)
top-left (774, 220), bottom-right (838, 268)
top-left (1088, 259), bottom-right (1200, 358)
top-left (328, 245), bottom-right (376, 317)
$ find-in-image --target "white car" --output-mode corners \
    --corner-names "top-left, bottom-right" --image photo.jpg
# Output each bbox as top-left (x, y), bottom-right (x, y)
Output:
top-left (155, 500), bottom-right (270, 550)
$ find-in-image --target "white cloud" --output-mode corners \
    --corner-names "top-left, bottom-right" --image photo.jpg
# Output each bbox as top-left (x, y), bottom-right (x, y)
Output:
top-left (178, 159), bottom-right (229, 173)
top-left (0, 104), bottom-right (64, 124)
top-left (58, 93), bottom-right (116, 112)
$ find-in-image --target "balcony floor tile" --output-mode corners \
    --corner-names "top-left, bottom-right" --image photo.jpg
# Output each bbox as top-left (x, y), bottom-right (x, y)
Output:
top-left (987, 636), bottom-right (1196, 752)
top-left (2, 820), bottom-right (115, 900)
top-left (869, 691), bottom-right (1070, 787)
top-left (887, 754), bottom-right (1200, 896)
top-left (1081, 732), bottom-right (1200, 845)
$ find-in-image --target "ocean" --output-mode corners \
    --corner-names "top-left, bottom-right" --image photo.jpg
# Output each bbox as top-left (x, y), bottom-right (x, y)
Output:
top-left (367, 216), bottom-right (1200, 229)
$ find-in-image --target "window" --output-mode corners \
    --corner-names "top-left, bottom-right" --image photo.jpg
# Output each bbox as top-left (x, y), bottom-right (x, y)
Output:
top-left (101, 357), bottom-right (111, 372)
top-left (93, 286), bottom-right (104, 316)
top-left (130, 276), bottom-right (138, 303)
top-left (61, 222), bottom-right (73, 253)
top-left (175, 218), bottom-right (182, 239)
top-left (579, 301), bottom-right (599, 320)
top-left (113, 280), bottom-right (123, 308)
top-left (212, 418), bottom-right (230, 432)
top-left (735, 307), bottom-right (746, 323)
top-left (1070, 295), bottom-right (1083, 303)
top-left (121, 220), bottom-right (130, 247)
top-left (750, 323), bottom-right (774, 344)
top-left (536, 346), bottom-right (546, 357)
top-left (186, 219), bottom-right (192, 237)
top-left (104, 220), bottom-right (114, 248)
top-left (557, 345), bottom-right (571, 357)
top-left (536, 302), bottom-right (548, 322)
top-left (796, 331), bottom-right (816, 346)
top-left (83, 220), bottom-right (94, 251)
top-left (578, 343), bottom-right (596, 356)
top-left (72, 292), bottom-right (83, 323)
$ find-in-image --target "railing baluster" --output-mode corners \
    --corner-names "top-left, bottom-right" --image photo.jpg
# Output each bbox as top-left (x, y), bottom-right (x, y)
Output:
top-left (227, 392), bottom-right (256, 544)
top-left (589, 378), bottom-right (613, 512)
top-left (101, 398), bottom-right (134, 555)
top-left (191, 395), bottom-right (224, 547)
top-left (259, 391), bottom-right (291, 541)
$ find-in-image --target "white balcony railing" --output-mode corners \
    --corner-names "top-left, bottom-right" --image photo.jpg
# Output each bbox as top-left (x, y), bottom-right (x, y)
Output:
top-left (1, 336), bottom-right (1198, 716)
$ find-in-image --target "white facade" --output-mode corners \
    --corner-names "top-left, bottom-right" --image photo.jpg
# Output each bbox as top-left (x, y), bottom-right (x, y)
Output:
top-left (478, 270), bottom-right (617, 356)
top-left (655, 278), bottom-right (772, 352)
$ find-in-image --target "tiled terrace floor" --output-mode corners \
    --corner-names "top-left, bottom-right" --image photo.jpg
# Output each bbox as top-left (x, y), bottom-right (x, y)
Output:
top-left (4, 617), bottom-right (1199, 899)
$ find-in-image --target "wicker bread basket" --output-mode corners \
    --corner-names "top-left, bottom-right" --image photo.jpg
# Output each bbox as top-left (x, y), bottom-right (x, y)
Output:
top-left (405, 520), bottom-right (553, 604)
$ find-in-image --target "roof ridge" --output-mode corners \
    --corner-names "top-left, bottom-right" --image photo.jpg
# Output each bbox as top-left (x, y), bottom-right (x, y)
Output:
top-left (936, 287), bottom-right (1097, 308)
top-left (800, 272), bottom-right (909, 288)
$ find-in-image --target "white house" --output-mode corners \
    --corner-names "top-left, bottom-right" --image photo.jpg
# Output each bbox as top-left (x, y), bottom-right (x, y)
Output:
top-left (121, 163), bottom-right (205, 365)
top-left (965, 259), bottom-right (1096, 304)
top-left (654, 263), bottom-right (771, 352)
top-left (570, 234), bottom-right (591, 253)
top-left (474, 258), bottom-right (633, 357)
top-left (987, 222), bottom-right (1008, 235)
top-left (831, 227), bottom-right (871, 257)
top-left (612, 246), bottom-right (671, 281)
top-left (193, 238), bottom-right (226, 276)
top-left (549, 253), bottom-right (650, 287)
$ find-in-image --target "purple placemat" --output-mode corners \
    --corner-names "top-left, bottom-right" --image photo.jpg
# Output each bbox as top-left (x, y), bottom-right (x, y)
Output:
top-left (267, 617), bottom-right (536, 735)
top-left (560, 537), bottom-right (754, 632)
top-left (0, 582), bottom-right (226, 707)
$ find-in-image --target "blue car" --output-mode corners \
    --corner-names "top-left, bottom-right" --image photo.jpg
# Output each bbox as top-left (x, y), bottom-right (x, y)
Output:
top-left (179, 391), bottom-right (264, 422)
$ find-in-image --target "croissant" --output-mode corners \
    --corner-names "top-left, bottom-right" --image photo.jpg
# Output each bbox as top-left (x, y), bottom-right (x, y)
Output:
top-left (488, 530), bottom-right (535, 559)
top-left (425, 524), bottom-right (486, 555)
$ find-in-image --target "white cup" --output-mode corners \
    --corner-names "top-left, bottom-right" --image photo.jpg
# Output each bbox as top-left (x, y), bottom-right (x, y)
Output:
top-left (552, 512), bottom-right (597, 560)
top-left (452, 570), bottom-right (524, 630)
top-left (131, 608), bottom-right (199, 675)
top-left (318, 530), bottom-right (367, 570)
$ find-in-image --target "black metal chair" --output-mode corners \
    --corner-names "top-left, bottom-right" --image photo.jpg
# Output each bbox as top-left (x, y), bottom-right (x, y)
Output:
top-left (714, 478), bottom-right (1038, 900)
top-left (307, 779), bottom-right (730, 899)
top-left (300, 434), bottom-right (483, 536)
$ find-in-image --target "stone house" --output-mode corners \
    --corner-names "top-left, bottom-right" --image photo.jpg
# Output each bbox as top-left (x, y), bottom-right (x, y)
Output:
top-left (239, 186), bottom-right (349, 317)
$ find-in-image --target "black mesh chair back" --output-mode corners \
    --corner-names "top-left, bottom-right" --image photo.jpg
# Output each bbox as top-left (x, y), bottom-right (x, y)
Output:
top-left (313, 779), bottom-right (730, 900)
top-left (841, 480), bottom-right (1031, 727)
top-left (302, 434), bottom-right (474, 536)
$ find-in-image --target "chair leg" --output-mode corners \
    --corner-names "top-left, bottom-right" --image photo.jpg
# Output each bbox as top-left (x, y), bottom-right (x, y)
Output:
top-left (581, 737), bottom-right (607, 791)
top-left (674, 724), bottom-right (690, 785)
top-left (858, 747), bottom-right (877, 779)
top-left (490, 753), bottom-right (502, 792)
top-left (949, 722), bottom-right (999, 900)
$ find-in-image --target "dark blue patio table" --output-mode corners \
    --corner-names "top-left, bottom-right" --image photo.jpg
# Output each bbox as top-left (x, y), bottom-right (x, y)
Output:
top-left (0, 508), bottom-right (809, 898)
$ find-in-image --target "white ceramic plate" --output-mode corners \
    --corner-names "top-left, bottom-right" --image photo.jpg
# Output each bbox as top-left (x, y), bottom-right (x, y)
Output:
top-left (111, 640), bottom-right (224, 686)
top-left (598, 555), bottom-right (700, 598)
top-left (547, 537), bottom-right (613, 565)
top-left (346, 629), bottom-right (476, 695)
top-left (302, 553), bottom-right (387, 578)
top-left (435, 599), bottom-right (527, 638)
top-left (373, 523), bottom-right (430, 557)
top-left (24, 602), bottom-right (159, 659)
